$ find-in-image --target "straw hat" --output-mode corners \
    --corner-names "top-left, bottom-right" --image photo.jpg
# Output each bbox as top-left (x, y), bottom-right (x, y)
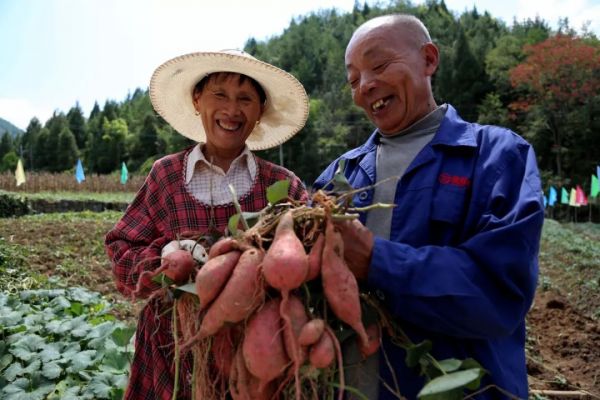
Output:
top-left (149, 50), bottom-right (309, 150)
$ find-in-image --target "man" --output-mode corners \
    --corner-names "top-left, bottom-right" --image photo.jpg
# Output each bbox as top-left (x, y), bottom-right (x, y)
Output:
top-left (314, 14), bottom-right (544, 399)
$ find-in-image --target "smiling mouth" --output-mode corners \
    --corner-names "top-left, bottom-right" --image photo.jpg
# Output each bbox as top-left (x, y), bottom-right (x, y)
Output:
top-left (217, 120), bottom-right (242, 131)
top-left (371, 97), bottom-right (391, 112)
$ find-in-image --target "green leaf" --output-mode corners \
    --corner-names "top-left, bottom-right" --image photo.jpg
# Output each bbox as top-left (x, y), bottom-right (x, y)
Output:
top-left (101, 350), bottom-right (130, 372)
top-left (417, 368), bottom-right (482, 397)
top-left (50, 295), bottom-right (71, 310)
top-left (174, 282), bottom-right (197, 295)
top-left (39, 343), bottom-right (61, 362)
top-left (436, 358), bottom-right (462, 373)
top-left (151, 272), bottom-right (173, 286)
top-left (0, 354), bottom-right (14, 372)
top-left (0, 310), bottom-right (23, 326)
top-left (86, 373), bottom-right (113, 399)
top-left (331, 159), bottom-right (353, 192)
top-left (42, 361), bottom-right (63, 379)
top-left (68, 302), bottom-right (84, 316)
top-left (66, 350), bottom-right (96, 373)
top-left (71, 321), bottom-right (92, 338)
top-left (405, 340), bottom-right (432, 368)
top-left (266, 180), bottom-right (290, 204)
top-left (420, 388), bottom-right (464, 400)
top-left (110, 327), bottom-right (135, 348)
top-left (3, 362), bottom-right (24, 381)
top-left (228, 213), bottom-right (241, 235)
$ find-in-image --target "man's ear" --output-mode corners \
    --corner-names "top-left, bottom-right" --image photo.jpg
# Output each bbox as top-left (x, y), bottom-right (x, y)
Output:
top-left (422, 42), bottom-right (439, 76)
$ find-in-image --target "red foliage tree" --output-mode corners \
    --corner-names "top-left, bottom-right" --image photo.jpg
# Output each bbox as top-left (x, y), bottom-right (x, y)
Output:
top-left (509, 35), bottom-right (600, 177)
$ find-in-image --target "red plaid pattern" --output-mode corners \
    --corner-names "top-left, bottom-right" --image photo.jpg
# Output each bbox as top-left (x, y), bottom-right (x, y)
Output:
top-left (105, 147), bottom-right (307, 399)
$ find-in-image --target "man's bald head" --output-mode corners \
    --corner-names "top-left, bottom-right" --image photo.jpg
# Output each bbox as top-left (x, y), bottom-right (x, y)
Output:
top-left (348, 14), bottom-right (433, 54)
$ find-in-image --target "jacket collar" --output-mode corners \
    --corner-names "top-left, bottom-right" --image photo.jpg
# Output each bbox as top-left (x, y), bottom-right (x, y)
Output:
top-left (340, 104), bottom-right (477, 162)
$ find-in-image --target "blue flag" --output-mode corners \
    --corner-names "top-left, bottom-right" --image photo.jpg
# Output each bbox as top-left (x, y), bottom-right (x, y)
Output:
top-left (120, 162), bottom-right (128, 185)
top-left (75, 159), bottom-right (85, 183)
top-left (548, 186), bottom-right (557, 207)
top-left (543, 195), bottom-right (547, 208)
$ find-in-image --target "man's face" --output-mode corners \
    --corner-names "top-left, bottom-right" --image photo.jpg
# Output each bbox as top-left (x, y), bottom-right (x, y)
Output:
top-left (345, 24), bottom-right (437, 134)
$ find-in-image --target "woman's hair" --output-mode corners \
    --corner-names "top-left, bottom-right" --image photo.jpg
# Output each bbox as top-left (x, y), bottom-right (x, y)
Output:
top-left (193, 72), bottom-right (267, 104)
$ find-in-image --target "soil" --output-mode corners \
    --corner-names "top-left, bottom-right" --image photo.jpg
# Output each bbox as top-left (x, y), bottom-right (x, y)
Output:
top-left (1, 216), bottom-right (599, 398)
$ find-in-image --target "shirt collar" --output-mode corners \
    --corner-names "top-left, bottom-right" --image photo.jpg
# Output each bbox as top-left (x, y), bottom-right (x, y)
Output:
top-left (185, 143), bottom-right (256, 184)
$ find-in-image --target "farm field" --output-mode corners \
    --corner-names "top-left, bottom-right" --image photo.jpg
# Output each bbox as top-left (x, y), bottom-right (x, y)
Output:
top-left (0, 211), bottom-right (599, 398)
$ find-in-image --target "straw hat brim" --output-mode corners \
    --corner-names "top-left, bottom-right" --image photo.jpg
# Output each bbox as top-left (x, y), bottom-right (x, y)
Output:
top-left (149, 51), bottom-right (309, 150)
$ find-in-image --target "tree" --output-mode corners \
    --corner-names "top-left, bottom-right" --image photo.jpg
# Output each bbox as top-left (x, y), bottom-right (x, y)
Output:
top-left (21, 118), bottom-right (42, 169)
top-left (510, 34), bottom-right (600, 180)
top-left (67, 104), bottom-right (88, 150)
top-left (0, 132), bottom-right (14, 159)
top-left (55, 127), bottom-right (79, 171)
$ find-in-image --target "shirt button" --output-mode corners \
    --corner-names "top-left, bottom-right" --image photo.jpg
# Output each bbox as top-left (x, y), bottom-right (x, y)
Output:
top-left (375, 289), bottom-right (385, 300)
top-left (358, 191), bottom-right (369, 200)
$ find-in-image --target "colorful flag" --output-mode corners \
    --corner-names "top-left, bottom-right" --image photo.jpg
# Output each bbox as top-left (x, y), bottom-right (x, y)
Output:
top-left (75, 159), bottom-right (85, 183)
top-left (569, 188), bottom-right (578, 207)
top-left (561, 187), bottom-right (569, 204)
top-left (576, 185), bottom-right (588, 206)
top-left (120, 162), bottom-right (128, 185)
top-left (591, 175), bottom-right (599, 198)
top-left (548, 186), bottom-right (557, 206)
top-left (15, 159), bottom-right (26, 186)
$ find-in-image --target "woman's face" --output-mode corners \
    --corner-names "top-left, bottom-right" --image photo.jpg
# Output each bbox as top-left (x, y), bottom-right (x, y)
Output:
top-left (193, 73), bottom-right (264, 157)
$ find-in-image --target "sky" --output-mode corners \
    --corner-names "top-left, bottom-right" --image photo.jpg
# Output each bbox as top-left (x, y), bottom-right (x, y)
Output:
top-left (1, 0), bottom-right (599, 131)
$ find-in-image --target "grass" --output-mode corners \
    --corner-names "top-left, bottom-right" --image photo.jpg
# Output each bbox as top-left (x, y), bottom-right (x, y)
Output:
top-left (0, 190), bottom-right (135, 204)
top-left (538, 219), bottom-right (600, 319)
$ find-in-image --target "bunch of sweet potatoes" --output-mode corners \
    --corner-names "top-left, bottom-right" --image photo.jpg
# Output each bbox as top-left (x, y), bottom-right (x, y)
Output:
top-left (182, 208), bottom-right (381, 400)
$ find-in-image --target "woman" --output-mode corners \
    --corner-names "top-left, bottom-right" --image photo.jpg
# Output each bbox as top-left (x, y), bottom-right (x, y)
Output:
top-left (105, 50), bottom-right (309, 399)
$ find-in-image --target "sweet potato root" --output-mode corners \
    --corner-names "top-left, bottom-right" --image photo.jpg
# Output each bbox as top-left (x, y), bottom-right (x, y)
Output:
top-left (242, 298), bottom-right (289, 391)
top-left (195, 250), bottom-right (241, 310)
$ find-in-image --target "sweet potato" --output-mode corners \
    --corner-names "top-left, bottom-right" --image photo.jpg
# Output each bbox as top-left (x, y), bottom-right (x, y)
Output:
top-left (195, 250), bottom-right (241, 310)
top-left (192, 247), bottom-right (265, 342)
top-left (212, 325), bottom-right (237, 379)
top-left (358, 322), bottom-right (381, 359)
top-left (230, 345), bottom-right (250, 400)
top-left (306, 233), bottom-right (325, 282)
top-left (242, 298), bottom-right (289, 390)
top-left (321, 218), bottom-right (369, 348)
top-left (308, 329), bottom-right (335, 369)
top-left (262, 210), bottom-right (309, 292)
top-left (209, 237), bottom-right (242, 259)
top-left (282, 294), bottom-right (309, 400)
top-left (161, 249), bottom-right (196, 284)
top-left (298, 318), bottom-right (326, 347)
top-left (282, 295), bottom-right (310, 365)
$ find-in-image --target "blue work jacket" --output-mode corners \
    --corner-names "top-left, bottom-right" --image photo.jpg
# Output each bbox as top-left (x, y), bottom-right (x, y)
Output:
top-left (313, 105), bottom-right (544, 399)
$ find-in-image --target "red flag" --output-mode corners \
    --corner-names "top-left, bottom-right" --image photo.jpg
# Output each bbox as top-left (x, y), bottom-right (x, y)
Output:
top-left (576, 185), bottom-right (588, 206)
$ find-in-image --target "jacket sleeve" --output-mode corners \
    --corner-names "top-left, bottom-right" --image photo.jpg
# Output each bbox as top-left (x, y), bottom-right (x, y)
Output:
top-left (368, 145), bottom-right (544, 339)
top-left (105, 164), bottom-right (171, 297)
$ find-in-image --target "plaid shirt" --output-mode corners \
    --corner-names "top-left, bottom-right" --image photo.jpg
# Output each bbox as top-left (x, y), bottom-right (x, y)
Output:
top-left (105, 146), bottom-right (307, 399)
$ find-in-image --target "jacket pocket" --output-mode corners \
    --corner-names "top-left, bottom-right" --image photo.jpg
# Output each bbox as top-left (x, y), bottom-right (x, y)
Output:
top-left (429, 187), bottom-right (469, 245)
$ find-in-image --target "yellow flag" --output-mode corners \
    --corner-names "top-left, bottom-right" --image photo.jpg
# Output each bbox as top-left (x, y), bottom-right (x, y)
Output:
top-left (569, 188), bottom-right (579, 207)
top-left (15, 159), bottom-right (26, 186)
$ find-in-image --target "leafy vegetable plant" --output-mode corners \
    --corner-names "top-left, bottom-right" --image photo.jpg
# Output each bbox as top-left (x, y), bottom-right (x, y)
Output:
top-left (0, 287), bottom-right (134, 400)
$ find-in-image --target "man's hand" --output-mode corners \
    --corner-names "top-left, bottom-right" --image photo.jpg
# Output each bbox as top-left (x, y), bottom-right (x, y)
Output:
top-left (333, 219), bottom-right (374, 280)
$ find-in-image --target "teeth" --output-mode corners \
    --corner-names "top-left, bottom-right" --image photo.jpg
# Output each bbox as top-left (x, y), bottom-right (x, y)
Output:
top-left (218, 120), bottom-right (241, 131)
top-left (372, 99), bottom-right (385, 111)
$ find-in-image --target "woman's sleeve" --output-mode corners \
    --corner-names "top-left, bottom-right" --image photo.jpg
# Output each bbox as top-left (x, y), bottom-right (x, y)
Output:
top-left (105, 165), bottom-right (172, 297)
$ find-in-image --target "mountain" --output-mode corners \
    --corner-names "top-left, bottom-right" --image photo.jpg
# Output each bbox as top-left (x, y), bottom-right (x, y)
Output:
top-left (0, 118), bottom-right (23, 137)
